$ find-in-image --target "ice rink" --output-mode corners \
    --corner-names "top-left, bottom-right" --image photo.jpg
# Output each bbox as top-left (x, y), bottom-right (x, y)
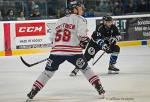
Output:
top-left (0, 46), bottom-right (150, 102)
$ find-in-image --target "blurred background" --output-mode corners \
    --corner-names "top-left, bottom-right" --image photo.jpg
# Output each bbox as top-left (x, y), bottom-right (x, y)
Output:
top-left (0, 0), bottom-right (150, 21)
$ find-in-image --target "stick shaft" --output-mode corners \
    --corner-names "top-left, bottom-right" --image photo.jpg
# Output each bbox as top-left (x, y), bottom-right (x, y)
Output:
top-left (20, 56), bottom-right (48, 67)
top-left (92, 51), bottom-right (105, 65)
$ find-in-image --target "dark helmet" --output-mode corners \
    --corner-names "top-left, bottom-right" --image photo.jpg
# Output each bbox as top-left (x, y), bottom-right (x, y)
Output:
top-left (67, 0), bottom-right (83, 11)
top-left (103, 15), bottom-right (113, 21)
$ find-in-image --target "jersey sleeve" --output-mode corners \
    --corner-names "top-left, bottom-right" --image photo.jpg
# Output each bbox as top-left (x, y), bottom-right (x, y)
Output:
top-left (77, 16), bottom-right (89, 41)
top-left (49, 24), bottom-right (57, 45)
top-left (113, 25), bottom-right (121, 36)
top-left (91, 24), bottom-right (103, 42)
top-left (113, 25), bottom-right (122, 41)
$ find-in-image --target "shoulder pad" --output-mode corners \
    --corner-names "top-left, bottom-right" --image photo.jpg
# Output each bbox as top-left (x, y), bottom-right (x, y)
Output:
top-left (97, 24), bottom-right (103, 31)
top-left (112, 24), bottom-right (118, 29)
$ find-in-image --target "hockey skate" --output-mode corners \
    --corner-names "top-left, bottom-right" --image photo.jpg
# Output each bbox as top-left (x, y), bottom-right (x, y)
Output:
top-left (26, 87), bottom-right (39, 101)
top-left (108, 64), bottom-right (119, 74)
top-left (95, 84), bottom-right (105, 99)
top-left (69, 68), bottom-right (79, 76)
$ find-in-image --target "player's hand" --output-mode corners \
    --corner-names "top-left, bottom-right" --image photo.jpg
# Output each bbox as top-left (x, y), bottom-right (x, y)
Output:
top-left (102, 43), bottom-right (112, 53)
top-left (109, 37), bottom-right (117, 45)
top-left (109, 36), bottom-right (122, 45)
top-left (102, 43), bottom-right (109, 51)
top-left (79, 38), bottom-right (90, 49)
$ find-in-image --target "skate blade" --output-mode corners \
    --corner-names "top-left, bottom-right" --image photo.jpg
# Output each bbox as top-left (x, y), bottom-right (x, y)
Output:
top-left (69, 73), bottom-right (77, 76)
top-left (26, 98), bottom-right (32, 102)
top-left (108, 70), bottom-right (119, 74)
top-left (99, 94), bottom-right (105, 99)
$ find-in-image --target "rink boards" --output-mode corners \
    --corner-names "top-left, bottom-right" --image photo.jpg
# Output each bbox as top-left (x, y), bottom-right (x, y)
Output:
top-left (0, 14), bottom-right (150, 56)
top-left (0, 40), bottom-right (150, 56)
top-left (118, 40), bottom-right (150, 46)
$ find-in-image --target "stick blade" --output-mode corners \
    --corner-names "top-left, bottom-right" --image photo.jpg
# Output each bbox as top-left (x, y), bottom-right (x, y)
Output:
top-left (20, 56), bottom-right (31, 67)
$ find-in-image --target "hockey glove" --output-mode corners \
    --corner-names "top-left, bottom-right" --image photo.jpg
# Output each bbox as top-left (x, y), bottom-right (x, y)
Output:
top-left (109, 35), bottom-right (121, 45)
top-left (79, 38), bottom-right (90, 49)
top-left (102, 43), bottom-right (111, 53)
top-left (102, 43), bottom-right (108, 50)
top-left (109, 37), bottom-right (117, 45)
top-left (96, 39), bottom-right (111, 53)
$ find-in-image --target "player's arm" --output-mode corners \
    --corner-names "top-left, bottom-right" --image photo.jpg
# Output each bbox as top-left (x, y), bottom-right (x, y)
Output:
top-left (77, 16), bottom-right (90, 49)
top-left (96, 37), bottom-right (110, 52)
top-left (91, 24), bottom-right (105, 42)
top-left (109, 25), bottom-right (121, 45)
top-left (92, 25), bottom-right (110, 52)
top-left (91, 25), bottom-right (106, 46)
top-left (49, 23), bottom-right (58, 47)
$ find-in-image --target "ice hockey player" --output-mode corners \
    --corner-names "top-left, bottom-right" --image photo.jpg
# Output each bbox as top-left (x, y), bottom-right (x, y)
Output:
top-left (70, 15), bottom-right (121, 76)
top-left (26, 0), bottom-right (105, 101)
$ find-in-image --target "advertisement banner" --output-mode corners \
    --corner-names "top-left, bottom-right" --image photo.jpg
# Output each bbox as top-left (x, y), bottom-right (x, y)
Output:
top-left (127, 17), bottom-right (150, 40)
top-left (96, 17), bottom-right (150, 41)
top-left (16, 22), bottom-right (46, 37)
top-left (14, 21), bottom-right (56, 49)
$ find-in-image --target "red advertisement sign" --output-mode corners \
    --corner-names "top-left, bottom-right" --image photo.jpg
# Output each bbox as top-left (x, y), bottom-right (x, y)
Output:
top-left (16, 22), bottom-right (46, 37)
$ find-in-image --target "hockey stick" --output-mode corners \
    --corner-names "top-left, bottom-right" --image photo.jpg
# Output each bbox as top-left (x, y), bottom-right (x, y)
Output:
top-left (20, 56), bottom-right (49, 67)
top-left (92, 51), bottom-right (105, 66)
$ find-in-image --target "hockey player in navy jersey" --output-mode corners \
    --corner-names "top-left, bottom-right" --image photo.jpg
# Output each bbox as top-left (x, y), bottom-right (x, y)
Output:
top-left (70, 15), bottom-right (121, 76)
top-left (26, 1), bottom-right (105, 101)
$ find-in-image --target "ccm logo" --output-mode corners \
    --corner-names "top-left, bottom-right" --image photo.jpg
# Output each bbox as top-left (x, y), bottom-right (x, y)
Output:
top-left (19, 26), bottom-right (43, 33)
top-left (16, 22), bottom-right (46, 37)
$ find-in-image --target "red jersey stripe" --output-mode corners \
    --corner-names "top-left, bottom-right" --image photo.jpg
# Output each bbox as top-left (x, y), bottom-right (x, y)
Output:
top-left (55, 45), bottom-right (80, 48)
top-left (51, 50), bottom-right (82, 52)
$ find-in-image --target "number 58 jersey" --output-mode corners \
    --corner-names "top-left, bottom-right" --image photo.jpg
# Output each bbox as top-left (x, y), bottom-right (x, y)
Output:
top-left (50, 14), bottom-right (88, 55)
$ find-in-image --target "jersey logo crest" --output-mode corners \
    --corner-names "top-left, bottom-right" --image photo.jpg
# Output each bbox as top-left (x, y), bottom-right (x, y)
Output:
top-left (76, 58), bottom-right (85, 68)
top-left (88, 47), bottom-right (95, 55)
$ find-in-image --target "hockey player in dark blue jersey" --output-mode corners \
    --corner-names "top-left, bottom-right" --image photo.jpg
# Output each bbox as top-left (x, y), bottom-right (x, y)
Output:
top-left (70, 15), bottom-right (121, 76)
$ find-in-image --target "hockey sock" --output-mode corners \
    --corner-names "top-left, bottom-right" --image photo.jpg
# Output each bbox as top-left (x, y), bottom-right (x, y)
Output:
top-left (80, 66), bottom-right (101, 87)
top-left (109, 52), bottom-right (118, 65)
top-left (32, 70), bottom-right (55, 90)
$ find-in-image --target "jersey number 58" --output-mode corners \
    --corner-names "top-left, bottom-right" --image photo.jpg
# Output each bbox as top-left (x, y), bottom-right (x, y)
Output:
top-left (55, 29), bottom-right (71, 42)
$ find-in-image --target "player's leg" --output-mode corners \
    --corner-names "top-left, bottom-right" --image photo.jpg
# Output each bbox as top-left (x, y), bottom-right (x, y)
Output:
top-left (69, 48), bottom-right (96, 76)
top-left (108, 45), bottom-right (120, 74)
top-left (80, 66), bottom-right (105, 97)
top-left (27, 70), bottom-right (54, 100)
top-left (70, 41), bottom-right (99, 76)
top-left (27, 55), bottom-right (65, 100)
top-left (67, 54), bottom-right (105, 97)
top-left (69, 54), bottom-right (92, 76)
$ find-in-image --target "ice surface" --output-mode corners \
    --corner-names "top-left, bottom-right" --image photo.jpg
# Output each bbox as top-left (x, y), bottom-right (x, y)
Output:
top-left (0, 46), bottom-right (150, 102)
